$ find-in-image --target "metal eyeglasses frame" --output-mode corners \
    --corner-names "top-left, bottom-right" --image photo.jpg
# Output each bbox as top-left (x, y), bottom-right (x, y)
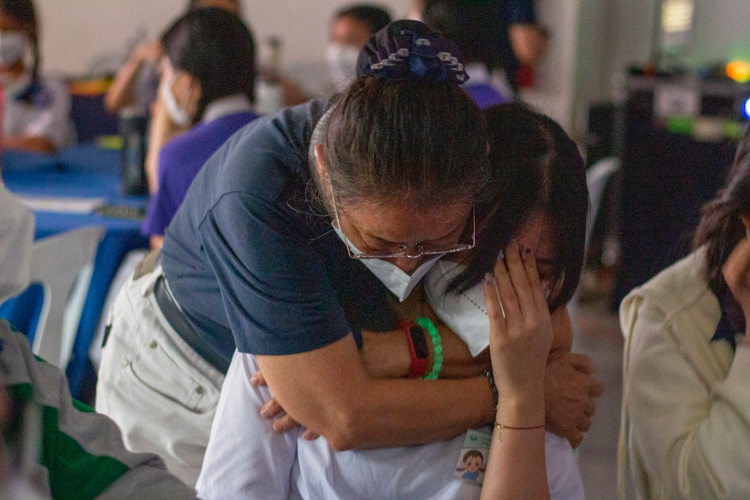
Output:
top-left (330, 183), bottom-right (476, 260)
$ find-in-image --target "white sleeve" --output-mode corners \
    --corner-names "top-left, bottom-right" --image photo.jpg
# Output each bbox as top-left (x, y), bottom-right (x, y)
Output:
top-left (23, 77), bottom-right (73, 149)
top-left (196, 351), bottom-right (299, 500)
top-left (0, 184), bottom-right (34, 303)
top-left (545, 433), bottom-right (585, 500)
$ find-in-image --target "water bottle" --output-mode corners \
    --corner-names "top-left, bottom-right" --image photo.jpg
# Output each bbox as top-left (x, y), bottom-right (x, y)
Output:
top-left (255, 36), bottom-right (284, 115)
top-left (119, 110), bottom-right (148, 195)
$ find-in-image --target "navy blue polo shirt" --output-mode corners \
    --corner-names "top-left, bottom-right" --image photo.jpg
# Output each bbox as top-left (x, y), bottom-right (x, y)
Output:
top-left (161, 100), bottom-right (397, 365)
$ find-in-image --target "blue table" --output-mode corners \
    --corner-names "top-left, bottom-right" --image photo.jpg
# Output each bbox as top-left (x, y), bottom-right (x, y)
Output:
top-left (1, 146), bottom-right (149, 401)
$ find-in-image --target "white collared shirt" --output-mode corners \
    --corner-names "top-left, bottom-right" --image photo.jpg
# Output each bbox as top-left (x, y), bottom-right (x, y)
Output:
top-left (201, 94), bottom-right (253, 124)
top-left (3, 72), bottom-right (75, 149)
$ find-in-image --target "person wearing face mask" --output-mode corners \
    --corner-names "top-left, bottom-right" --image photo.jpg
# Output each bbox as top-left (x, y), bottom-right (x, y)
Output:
top-left (96, 20), bottom-right (499, 486)
top-left (326, 4), bottom-right (391, 93)
top-left (0, 185), bottom-right (197, 500)
top-left (104, 0), bottom-right (241, 115)
top-left (140, 8), bottom-right (258, 249)
top-left (0, 0), bottom-right (73, 153)
top-left (195, 103), bottom-right (597, 499)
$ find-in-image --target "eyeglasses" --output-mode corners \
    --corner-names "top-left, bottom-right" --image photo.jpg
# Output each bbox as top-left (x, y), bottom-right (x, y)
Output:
top-left (329, 183), bottom-right (476, 260)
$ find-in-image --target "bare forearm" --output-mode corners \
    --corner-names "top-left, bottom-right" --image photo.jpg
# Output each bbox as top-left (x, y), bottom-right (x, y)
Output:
top-left (4, 135), bottom-right (56, 153)
top-left (482, 392), bottom-right (549, 500)
top-left (340, 376), bottom-right (495, 449)
top-left (105, 56), bottom-right (142, 113)
top-left (259, 335), bottom-right (495, 450)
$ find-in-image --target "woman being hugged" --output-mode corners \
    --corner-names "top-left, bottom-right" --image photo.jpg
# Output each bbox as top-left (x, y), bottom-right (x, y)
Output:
top-left (0, 0), bottom-right (73, 152)
top-left (97, 20), bottom-right (494, 486)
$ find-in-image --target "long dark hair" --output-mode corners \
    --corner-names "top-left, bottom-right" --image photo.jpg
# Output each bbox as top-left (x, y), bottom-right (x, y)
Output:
top-left (161, 7), bottom-right (255, 123)
top-left (0, 0), bottom-right (40, 104)
top-left (693, 126), bottom-right (750, 297)
top-left (450, 103), bottom-right (589, 312)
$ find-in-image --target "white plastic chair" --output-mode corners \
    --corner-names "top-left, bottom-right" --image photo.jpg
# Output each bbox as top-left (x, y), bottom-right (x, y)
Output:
top-left (29, 226), bottom-right (104, 369)
top-left (585, 157), bottom-right (621, 252)
top-left (571, 157), bottom-right (620, 351)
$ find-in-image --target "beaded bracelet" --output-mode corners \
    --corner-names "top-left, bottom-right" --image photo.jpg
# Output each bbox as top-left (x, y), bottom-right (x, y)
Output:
top-left (416, 317), bottom-right (442, 380)
top-left (481, 369), bottom-right (499, 410)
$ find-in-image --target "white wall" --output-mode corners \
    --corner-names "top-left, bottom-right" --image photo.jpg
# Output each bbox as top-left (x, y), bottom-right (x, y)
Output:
top-left (521, 0), bottom-right (581, 133)
top-left (35, 0), bottom-right (413, 75)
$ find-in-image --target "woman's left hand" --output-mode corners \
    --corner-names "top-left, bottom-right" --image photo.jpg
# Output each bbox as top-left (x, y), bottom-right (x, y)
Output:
top-left (484, 240), bottom-right (554, 398)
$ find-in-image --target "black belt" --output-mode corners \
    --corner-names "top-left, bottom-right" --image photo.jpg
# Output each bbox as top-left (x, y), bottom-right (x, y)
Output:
top-left (153, 275), bottom-right (230, 374)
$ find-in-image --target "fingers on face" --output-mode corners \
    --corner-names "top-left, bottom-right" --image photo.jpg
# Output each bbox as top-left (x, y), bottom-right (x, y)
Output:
top-left (493, 252), bottom-right (521, 321)
top-left (521, 244), bottom-right (547, 310)
top-left (504, 240), bottom-right (537, 317)
top-left (483, 272), bottom-right (505, 327)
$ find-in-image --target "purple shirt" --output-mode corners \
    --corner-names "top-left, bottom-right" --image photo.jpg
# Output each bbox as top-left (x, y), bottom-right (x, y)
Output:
top-left (464, 83), bottom-right (510, 110)
top-left (142, 111), bottom-right (259, 236)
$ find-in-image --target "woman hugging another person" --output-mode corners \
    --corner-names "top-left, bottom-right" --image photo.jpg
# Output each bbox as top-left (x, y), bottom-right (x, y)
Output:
top-left (196, 102), bottom-right (597, 499)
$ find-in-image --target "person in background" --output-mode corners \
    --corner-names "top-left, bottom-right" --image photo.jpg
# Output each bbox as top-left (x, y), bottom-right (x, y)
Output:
top-left (0, 186), bottom-right (196, 500)
top-left (326, 3), bottom-right (391, 92)
top-left (104, 0), bottom-right (240, 114)
top-left (0, 0), bottom-right (73, 152)
top-left (620, 127), bottom-right (750, 499)
top-left (496, 0), bottom-right (548, 90)
top-left (421, 0), bottom-right (511, 107)
top-left (141, 7), bottom-right (258, 249)
top-left (410, 0), bottom-right (547, 95)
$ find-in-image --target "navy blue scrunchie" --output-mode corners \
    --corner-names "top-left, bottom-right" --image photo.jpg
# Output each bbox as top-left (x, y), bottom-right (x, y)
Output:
top-left (355, 20), bottom-right (469, 85)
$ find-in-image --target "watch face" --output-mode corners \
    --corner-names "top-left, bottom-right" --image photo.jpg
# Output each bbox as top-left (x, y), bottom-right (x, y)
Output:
top-left (409, 325), bottom-right (429, 359)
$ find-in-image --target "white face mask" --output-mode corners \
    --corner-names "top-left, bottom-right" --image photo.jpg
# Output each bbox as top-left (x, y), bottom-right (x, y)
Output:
top-left (0, 185), bottom-right (34, 304)
top-left (159, 73), bottom-right (192, 127)
top-left (332, 225), bottom-right (441, 302)
top-left (424, 260), bottom-right (491, 356)
top-left (425, 258), bottom-right (555, 357)
top-left (0, 32), bottom-right (27, 67)
top-left (326, 43), bottom-right (359, 93)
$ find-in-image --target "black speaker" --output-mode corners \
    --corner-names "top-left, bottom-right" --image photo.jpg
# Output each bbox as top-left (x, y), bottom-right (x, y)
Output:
top-left (614, 76), bottom-right (747, 305)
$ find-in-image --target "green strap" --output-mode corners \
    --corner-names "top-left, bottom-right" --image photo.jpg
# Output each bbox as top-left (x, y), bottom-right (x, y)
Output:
top-left (416, 317), bottom-right (442, 380)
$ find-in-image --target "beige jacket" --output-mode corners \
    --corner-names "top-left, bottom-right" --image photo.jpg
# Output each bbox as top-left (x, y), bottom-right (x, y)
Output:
top-left (618, 247), bottom-right (750, 499)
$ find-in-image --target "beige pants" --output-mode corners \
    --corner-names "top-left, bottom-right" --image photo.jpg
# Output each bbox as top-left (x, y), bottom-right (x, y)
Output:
top-left (96, 260), bottom-right (224, 487)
